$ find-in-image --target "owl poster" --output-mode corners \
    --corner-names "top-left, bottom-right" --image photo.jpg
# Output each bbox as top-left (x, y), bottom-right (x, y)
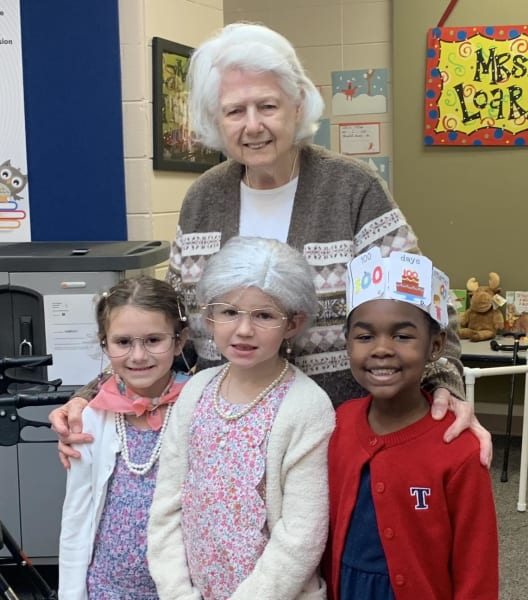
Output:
top-left (0, 0), bottom-right (31, 240)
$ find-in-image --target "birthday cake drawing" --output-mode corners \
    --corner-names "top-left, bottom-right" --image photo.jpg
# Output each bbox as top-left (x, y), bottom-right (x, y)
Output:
top-left (396, 269), bottom-right (424, 298)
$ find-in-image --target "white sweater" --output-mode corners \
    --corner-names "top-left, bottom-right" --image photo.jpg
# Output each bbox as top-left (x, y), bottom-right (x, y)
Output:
top-left (59, 409), bottom-right (120, 599)
top-left (148, 365), bottom-right (335, 600)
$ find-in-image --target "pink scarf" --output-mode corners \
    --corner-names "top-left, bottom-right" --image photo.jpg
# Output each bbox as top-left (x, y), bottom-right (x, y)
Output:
top-left (90, 374), bottom-right (185, 430)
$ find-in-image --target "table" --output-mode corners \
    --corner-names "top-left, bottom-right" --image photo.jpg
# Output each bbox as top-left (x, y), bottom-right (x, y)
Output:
top-left (461, 338), bottom-right (527, 365)
top-left (460, 337), bottom-right (528, 512)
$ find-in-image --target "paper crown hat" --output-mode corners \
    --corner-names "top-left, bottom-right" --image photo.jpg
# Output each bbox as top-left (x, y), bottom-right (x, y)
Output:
top-left (346, 247), bottom-right (450, 328)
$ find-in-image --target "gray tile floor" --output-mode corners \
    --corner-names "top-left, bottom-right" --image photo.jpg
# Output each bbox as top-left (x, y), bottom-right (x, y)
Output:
top-left (1, 435), bottom-right (527, 599)
top-left (492, 435), bottom-right (528, 600)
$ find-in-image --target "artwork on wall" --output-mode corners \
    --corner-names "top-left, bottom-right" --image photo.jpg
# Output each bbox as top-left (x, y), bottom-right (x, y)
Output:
top-left (1, 0), bottom-right (30, 239)
top-left (424, 25), bottom-right (528, 146)
top-left (359, 156), bottom-right (390, 187)
top-left (314, 118), bottom-right (331, 150)
top-left (331, 69), bottom-right (388, 116)
top-left (152, 37), bottom-right (223, 172)
top-left (339, 122), bottom-right (380, 155)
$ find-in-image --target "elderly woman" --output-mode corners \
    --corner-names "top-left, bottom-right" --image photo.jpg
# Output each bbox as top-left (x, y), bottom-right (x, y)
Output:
top-left (50, 22), bottom-right (491, 465)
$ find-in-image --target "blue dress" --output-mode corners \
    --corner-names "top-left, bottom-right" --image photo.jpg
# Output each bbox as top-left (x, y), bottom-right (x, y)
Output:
top-left (339, 465), bottom-right (395, 600)
top-left (86, 423), bottom-right (159, 599)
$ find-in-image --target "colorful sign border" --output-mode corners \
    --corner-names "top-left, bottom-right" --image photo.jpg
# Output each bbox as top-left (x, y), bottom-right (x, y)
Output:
top-left (424, 25), bottom-right (528, 147)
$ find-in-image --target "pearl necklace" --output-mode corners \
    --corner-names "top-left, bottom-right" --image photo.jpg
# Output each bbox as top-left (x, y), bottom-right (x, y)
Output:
top-left (213, 360), bottom-right (290, 421)
top-left (115, 404), bottom-right (173, 476)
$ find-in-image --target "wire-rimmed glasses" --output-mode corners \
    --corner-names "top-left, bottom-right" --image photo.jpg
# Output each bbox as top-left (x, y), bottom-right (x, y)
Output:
top-left (102, 333), bottom-right (176, 357)
top-left (202, 303), bottom-right (288, 329)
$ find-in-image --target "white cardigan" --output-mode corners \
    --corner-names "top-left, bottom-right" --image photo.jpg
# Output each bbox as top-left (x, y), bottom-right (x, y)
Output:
top-left (58, 408), bottom-right (121, 599)
top-left (148, 365), bottom-right (335, 600)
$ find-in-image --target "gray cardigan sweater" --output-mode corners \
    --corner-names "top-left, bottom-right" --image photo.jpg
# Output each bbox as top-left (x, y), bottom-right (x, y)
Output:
top-left (166, 144), bottom-right (464, 405)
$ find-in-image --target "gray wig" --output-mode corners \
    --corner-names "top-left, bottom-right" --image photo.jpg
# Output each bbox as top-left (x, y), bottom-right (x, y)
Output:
top-left (187, 22), bottom-right (324, 151)
top-left (196, 236), bottom-right (318, 323)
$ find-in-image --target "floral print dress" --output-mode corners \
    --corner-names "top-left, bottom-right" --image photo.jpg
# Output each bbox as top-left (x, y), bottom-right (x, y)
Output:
top-left (181, 372), bottom-right (294, 600)
top-left (86, 423), bottom-right (159, 599)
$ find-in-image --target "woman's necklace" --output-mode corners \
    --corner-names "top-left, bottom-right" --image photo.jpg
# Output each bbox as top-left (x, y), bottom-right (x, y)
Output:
top-left (115, 404), bottom-right (173, 476)
top-left (245, 149), bottom-right (299, 189)
top-left (213, 359), bottom-right (290, 421)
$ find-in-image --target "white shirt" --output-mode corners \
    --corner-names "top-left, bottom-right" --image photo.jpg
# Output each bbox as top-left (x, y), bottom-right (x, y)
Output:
top-left (239, 177), bottom-right (298, 242)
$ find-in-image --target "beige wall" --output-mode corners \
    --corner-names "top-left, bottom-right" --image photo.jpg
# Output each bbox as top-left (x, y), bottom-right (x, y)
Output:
top-left (118, 0), bottom-right (223, 279)
top-left (393, 0), bottom-right (528, 291)
top-left (393, 0), bottom-right (528, 433)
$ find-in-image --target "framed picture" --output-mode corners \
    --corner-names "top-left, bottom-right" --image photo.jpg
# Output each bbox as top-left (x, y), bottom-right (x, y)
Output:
top-left (152, 37), bottom-right (223, 172)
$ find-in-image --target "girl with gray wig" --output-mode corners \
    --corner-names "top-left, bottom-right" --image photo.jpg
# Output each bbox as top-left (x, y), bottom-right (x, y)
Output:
top-left (148, 236), bottom-right (334, 599)
top-left (196, 235), bottom-right (318, 326)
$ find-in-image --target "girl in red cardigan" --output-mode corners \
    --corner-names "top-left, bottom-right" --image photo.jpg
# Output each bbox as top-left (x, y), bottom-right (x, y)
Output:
top-left (325, 248), bottom-right (498, 599)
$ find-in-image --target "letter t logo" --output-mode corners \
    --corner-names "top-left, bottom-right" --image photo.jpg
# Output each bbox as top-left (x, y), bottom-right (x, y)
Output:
top-left (410, 487), bottom-right (431, 510)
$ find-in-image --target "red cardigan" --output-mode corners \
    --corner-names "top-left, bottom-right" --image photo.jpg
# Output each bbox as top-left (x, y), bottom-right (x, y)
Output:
top-left (324, 394), bottom-right (499, 600)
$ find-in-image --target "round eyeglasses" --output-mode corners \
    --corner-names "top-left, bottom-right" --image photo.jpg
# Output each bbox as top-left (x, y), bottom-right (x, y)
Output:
top-left (202, 303), bottom-right (288, 329)
top-left (102, 333), bottom-right (176, 358)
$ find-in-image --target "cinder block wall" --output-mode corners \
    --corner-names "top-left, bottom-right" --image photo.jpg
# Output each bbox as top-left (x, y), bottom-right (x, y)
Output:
top-left (118, 0), bottom-right (223, 279)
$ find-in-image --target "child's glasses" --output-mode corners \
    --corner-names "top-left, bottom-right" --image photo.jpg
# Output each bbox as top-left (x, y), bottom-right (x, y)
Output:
top-left (102, 333), bottom-right (176, 357)
top-left (202, 303), bottom-right (288, 329)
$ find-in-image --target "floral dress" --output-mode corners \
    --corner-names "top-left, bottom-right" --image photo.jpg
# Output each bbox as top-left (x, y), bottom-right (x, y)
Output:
top-left (86, 423), bottom-right (159, 599)
top-left (181, 372), bottom-right (294, 600)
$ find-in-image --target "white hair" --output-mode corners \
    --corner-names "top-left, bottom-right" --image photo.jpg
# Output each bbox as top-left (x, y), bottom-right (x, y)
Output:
top-left (187, 22), bottom-right (324, 151)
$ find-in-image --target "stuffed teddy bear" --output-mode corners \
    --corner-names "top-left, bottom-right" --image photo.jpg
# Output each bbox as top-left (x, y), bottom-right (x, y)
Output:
top-left (458, 272), bottom-right (504, 341)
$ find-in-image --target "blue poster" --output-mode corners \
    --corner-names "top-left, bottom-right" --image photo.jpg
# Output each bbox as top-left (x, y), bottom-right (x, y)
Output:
top-left (359, 156), bottom-right (390, 187)
top-left (331, 68), bottom-right (388, 116)
top-left (314, 118), bottom-right (331, 150)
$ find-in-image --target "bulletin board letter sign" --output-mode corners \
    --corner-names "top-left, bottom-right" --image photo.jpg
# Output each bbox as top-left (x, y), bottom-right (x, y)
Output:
top-left (424, 25), bottom-right (528, 147)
